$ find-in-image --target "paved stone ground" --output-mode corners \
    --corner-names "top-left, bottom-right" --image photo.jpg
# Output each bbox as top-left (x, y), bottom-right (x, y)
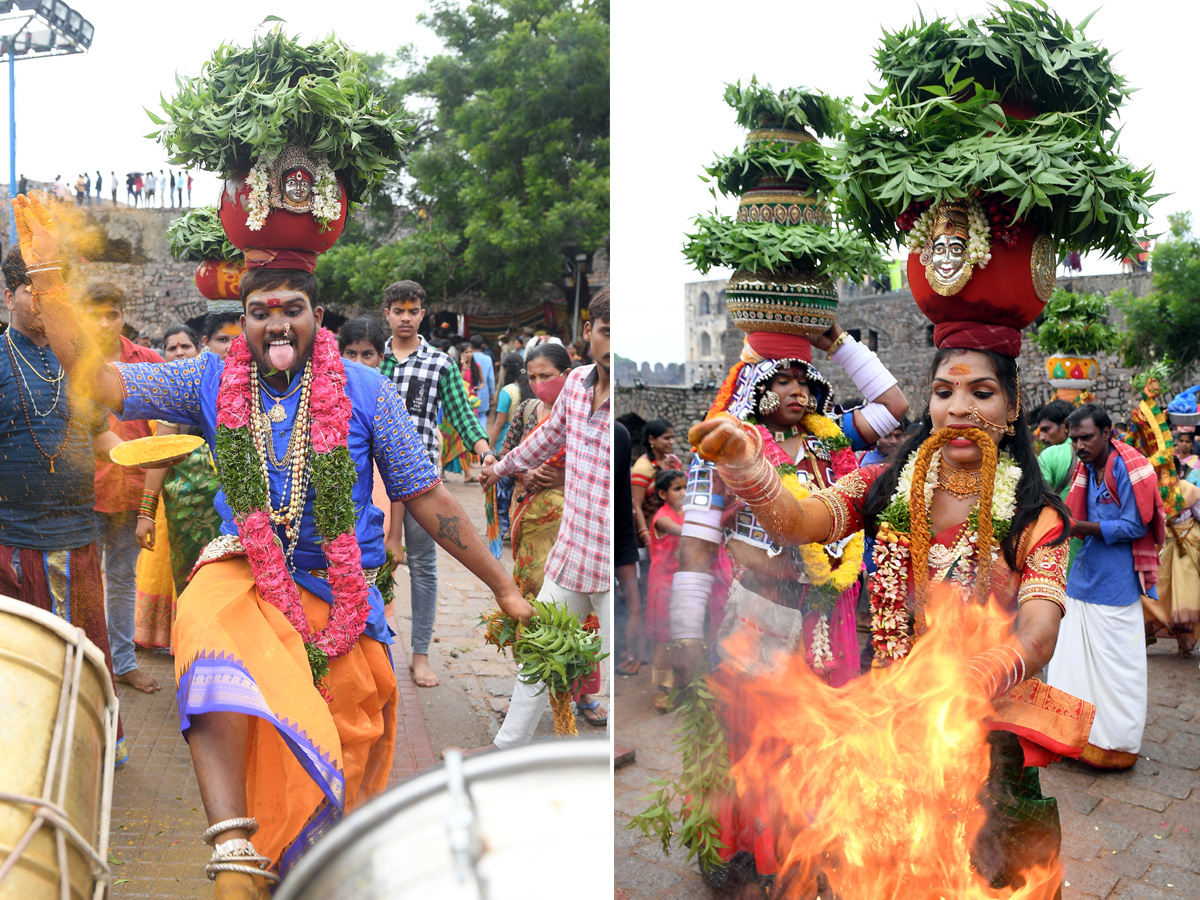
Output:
top-left (614, 642), bottom-right (1200, 899)
top-left (105, 478), bottom-right (579, 897)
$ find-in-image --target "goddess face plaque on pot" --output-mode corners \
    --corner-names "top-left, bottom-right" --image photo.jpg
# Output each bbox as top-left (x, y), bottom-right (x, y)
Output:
top-left (918, 201), bottom-right (976, 296)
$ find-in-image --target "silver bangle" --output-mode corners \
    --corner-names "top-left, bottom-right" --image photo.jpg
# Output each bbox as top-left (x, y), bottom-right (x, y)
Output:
top-left (202, 816), bottom-right (259, 845)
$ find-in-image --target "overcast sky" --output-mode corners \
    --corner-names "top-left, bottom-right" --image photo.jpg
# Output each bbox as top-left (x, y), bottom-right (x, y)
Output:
top-left (0, 0), bottom-right (443, 207)
top-left (611, 0), bottom-right (1200, 364)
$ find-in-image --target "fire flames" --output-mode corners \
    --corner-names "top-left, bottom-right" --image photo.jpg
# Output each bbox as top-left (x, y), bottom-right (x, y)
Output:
top-left (717, 583), bottom-right (1060, 899)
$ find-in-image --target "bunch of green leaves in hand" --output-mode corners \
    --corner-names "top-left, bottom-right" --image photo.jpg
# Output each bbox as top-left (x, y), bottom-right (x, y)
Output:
top-left (479, 599), bottom-right (606, 697)
top-left (627, 676), bottom-right (730, 868)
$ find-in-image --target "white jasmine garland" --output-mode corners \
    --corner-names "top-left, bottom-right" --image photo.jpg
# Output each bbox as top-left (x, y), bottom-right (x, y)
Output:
top-left (885, 448), bottom-right (1021, 532)
top-left (310, 161), bottom-right (342, 227)
top-left (810, 611), bottom-right (833, 671)
top-left (244, 158), bottom-right (273, 231)
top-left (242, 152), bottom-right (341, 232)
top-left (906, 198), bottom-right (992, 269)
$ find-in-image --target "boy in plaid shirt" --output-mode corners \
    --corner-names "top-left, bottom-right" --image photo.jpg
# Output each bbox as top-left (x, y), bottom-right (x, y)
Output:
top-left (380, 280), bottom-right (497, 687)
top-left (481, 288), bottom-right (612, 744)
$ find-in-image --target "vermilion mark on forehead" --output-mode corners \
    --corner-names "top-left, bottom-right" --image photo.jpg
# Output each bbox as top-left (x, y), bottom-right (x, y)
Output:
top-left (948, 364), bottom-right (971, 375)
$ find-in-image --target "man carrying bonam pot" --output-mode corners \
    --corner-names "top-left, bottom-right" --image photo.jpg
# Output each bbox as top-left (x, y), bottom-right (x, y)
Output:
top-left (14, 191), bottom-right (534, 899)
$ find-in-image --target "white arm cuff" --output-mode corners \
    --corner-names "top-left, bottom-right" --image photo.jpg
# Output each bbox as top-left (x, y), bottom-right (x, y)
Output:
top-left (832, 335), bottom-right (897, 402)
top-left (858, 401), bottom-right (901, 440)
top-left (681, 507), bottom-right (723, 544)
top-left (670, 571), bottom-right (713, 640)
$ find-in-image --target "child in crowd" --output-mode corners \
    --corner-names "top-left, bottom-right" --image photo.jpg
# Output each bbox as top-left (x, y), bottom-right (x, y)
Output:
top-left (337, 317), bottom-right (389, 369)
top-left (646, 468), bottom-right (687, 711)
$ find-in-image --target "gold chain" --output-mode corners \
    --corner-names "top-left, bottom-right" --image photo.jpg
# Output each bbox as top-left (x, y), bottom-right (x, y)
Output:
top-left (936, 462), bottom-right (984, 499)
top-left (8, 335), bottom-right (65, 383)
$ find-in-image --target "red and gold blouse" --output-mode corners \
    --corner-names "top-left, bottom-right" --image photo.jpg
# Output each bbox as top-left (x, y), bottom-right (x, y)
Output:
top-left (812, 465), bottom-right (1068, 641)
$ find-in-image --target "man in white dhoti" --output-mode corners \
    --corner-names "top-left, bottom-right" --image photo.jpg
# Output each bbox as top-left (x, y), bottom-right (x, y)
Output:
top-left (1047, 404), bottom-right (1164, 769)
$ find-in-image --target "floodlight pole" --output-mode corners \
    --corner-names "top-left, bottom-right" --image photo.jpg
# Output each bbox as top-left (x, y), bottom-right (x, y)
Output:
top-left (7, 47), bottom-right (14, 244)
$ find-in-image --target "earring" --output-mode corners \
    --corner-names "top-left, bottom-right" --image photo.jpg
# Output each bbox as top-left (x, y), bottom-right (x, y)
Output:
top-left (758, 391), bottom-right (781, 415)
top-left (806, 396), bottom-right (818, 412)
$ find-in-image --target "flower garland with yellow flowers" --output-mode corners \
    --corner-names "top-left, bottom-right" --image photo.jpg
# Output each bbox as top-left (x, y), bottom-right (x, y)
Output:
top-left (870, 428), bottom-right (1020, 663)
top-left (752, 412), bottom-right (865, 671)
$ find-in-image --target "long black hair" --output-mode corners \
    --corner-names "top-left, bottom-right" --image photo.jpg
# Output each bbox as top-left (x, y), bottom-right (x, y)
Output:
top-left (643, 417), bottom-right (674, 458)
top-left (460, 342), bottom-right (483, 388)
top-left (862, 348), bottom-right (1071, 570)
top-left (501, 351), bottom-right (533, 403)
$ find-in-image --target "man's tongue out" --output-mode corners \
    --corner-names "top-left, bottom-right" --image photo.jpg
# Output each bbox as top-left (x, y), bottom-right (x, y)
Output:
top-left (268, 341), bottom-right (295, 372)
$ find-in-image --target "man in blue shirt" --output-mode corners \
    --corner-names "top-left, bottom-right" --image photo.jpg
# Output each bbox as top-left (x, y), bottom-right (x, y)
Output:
top-left (1046, 404), bottom-right (1150, 769)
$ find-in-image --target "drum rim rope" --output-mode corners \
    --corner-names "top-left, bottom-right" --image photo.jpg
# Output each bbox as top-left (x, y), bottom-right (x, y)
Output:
top-left (0, 597), bottom-right (117, 900)
top-left (273, 739), bottom-right (611, 900)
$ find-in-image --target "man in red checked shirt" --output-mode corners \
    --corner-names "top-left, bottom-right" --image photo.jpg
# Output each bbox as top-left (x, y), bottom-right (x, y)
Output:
top-left (480, 288), bottom-right (612, 744)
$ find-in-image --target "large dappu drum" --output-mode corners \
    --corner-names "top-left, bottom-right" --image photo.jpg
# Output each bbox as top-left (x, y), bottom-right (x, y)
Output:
top-left (275, 740), bottom-right (611, 900)
top-left (0, 595), bottom-right (118, 900)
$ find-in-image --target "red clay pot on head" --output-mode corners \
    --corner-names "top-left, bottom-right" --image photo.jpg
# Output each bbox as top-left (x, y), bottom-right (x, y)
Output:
top-left (218, 171), bottom-right (348, 260)
top-left (194, 259), bottom-right (245, 301)
top-left (907, 218), bottom-right (1053, 332)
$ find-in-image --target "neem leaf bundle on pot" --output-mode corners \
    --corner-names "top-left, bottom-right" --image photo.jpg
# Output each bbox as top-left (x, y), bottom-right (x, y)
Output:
top-left (167, 207), bottom-right (243, 263)
top-left (168, 206), bottom-right (246, 304)
top-left (685, 78), bottom-right (886, 339)
top-left (841, 0), bottom-right (1159, 260)
top-left (838, 0), bottom-right (1159, 355)
top-left (152, 26), bottom-right (412, 267)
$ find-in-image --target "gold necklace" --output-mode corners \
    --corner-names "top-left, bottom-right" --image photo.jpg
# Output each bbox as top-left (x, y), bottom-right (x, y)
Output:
top-left (936, 462), bottom-right (983, 499)
top-left (259, 375), bottom-right (305, 423)
top-left (9, 334), bottom-right (65, 383)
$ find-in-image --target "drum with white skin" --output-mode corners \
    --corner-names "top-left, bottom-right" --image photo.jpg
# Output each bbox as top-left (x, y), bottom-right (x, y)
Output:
top-left (0, 594), bottom-right (119, 900)
top-left (275, 741), bottom-right (612, 900)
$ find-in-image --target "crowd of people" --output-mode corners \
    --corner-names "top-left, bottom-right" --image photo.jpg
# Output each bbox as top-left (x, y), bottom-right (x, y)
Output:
top-left (20, 170), bottom-right (195, 208)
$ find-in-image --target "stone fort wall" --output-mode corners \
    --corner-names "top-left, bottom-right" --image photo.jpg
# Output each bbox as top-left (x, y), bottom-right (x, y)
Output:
top-left (618, 270), bottom-right (1182, 454)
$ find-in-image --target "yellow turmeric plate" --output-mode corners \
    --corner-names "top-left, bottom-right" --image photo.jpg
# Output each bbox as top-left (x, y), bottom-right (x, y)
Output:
top-left (109, 434), bottom-right (206, 467)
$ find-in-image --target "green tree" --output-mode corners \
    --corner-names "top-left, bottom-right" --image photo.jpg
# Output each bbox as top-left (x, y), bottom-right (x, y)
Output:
top-left (1118, 211), bottom-right (1200, 378)
top-left (317, 0), bottom-right (609, 310)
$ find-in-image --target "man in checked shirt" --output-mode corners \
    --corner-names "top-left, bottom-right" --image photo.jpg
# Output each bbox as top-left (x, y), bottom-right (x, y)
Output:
top-left (480, 288), bottom-right (612, 745)
top-left (379, 280), bottom-right (498, 688)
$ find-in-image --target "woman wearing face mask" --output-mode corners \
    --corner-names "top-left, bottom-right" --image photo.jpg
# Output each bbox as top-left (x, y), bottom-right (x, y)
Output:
top-left (501, 341), bottom-right (572, 605)
top-left (134, 323), bottom-right (224, 649)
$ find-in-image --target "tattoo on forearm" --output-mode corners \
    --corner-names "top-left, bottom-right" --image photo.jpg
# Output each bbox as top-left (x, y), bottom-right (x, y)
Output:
top-left (436, 513), bottom-right (469, 551)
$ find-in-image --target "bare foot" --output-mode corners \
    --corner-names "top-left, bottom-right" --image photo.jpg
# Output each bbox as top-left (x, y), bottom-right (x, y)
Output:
top-left (409, 653), bottom-right (439, 687)
top-left (115, 668), bottom-right (161, 693)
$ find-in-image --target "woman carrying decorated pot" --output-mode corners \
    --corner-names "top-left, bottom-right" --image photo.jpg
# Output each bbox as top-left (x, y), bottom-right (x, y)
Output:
top-left (666, 320), bottom-right (908, 880)
top-left (655, 8), bottom-right (1154, 893)
top-left (635, 78), bottom-right (909, 888)
top-left (689, 311), bottom-right (1092, 890)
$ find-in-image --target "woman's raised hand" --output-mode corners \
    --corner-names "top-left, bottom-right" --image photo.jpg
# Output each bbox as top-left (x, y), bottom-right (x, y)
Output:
top-left (688, 413), bottom-right (758, 467)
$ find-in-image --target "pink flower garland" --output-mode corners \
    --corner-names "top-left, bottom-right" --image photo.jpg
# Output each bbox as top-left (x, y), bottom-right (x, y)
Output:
top-left (215, 330), bottom-right (371, 689)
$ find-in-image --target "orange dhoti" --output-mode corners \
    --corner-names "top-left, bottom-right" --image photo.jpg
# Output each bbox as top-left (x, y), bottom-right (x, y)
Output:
top-left (173, 558), bottom-right (397, 875)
